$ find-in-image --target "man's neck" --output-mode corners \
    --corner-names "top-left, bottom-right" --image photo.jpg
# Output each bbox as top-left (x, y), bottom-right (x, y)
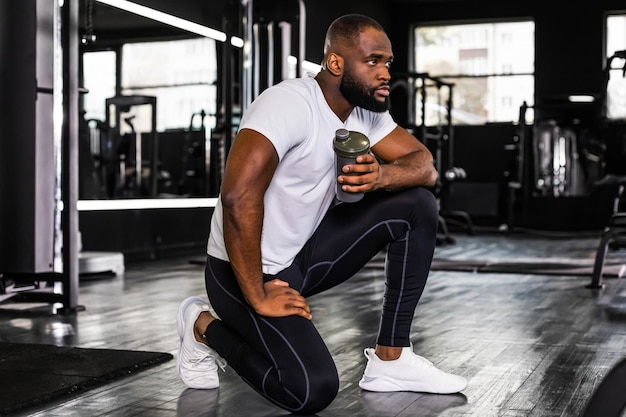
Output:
top-left (314, 71), bottom-right (354, 122)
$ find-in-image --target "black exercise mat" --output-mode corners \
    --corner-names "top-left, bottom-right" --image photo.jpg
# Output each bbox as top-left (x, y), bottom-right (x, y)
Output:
top-left (0, 343), bottom-right (173, 416)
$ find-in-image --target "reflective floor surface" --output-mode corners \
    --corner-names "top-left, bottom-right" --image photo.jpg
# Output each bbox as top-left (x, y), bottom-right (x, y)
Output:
top-left (1, 231), bottom-right (626, 417)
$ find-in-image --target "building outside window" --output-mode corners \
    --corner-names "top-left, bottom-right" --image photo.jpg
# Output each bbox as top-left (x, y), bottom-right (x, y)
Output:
top-left (413, 20), bottom-right (535, 125)
top-left (83, 37), bottom-right (218, 133)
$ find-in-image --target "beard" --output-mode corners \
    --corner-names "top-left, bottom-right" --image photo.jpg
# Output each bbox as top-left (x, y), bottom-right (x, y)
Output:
top-left (339, 70), bottom-right (389, 113)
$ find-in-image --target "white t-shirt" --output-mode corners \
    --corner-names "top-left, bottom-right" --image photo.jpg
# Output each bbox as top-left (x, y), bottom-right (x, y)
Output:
top-left (207, 76), bottom-right (397, 274)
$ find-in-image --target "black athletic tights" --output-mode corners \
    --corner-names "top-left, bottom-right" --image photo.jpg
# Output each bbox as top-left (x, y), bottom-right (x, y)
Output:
top-left (203, 187), bottom-right (439, 414)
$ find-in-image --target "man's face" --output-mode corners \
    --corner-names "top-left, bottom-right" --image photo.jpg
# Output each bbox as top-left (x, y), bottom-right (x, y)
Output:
top-left (340, 66), bottom-right (389, 112)
top-left (339, 27), bottom-right (393, 113)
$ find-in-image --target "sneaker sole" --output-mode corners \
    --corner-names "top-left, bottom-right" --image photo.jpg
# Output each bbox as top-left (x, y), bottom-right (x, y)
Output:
top-left (177, 296), bottom-right (208, 340)
top-left (359, 375), bottom-right (466, 394)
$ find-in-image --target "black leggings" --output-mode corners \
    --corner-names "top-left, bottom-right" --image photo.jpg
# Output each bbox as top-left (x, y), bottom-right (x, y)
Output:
top-left (204, 187), bottom-right (439, 414)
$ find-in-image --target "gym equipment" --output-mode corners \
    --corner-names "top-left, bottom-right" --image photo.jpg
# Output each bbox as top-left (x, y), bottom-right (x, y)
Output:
top-left (588, 178), bottom-right (626, 288)
top-left (390, 72), bottom-right (473, 243)
top-left (241, 0), bottom-right (306, 109)
top-left (586, 51), bottom-right (626, 288)
top-left (204, 0), bottom-right (305, 197)
top-left (533, 119), bottom-right (585, 197)
top-left (507, 102), bottom-right (599, 231)
top-left (177, 110), bottom-right (210, 197)
top-left (103, 95), bottom-right (158, 198)
top-left (504, 103), bottom-right (529, 230)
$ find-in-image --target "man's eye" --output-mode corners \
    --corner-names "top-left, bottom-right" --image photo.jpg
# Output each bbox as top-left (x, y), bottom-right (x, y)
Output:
top-left (385, 62), bottom-right (392, 69)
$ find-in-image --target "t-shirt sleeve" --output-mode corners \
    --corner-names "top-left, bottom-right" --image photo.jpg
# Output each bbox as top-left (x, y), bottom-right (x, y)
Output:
top-left (366, 111), bottom-right (398, 147)
top-left (238, 84), bottom-right (311, 160)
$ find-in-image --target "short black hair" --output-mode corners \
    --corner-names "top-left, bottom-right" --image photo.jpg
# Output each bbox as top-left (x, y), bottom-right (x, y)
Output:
top-left (324, 14), bottom-right (385, 55)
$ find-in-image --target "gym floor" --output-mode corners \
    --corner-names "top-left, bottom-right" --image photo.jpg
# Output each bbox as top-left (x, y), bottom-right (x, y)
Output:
top-left (1, 231), bottom-right (626, 417)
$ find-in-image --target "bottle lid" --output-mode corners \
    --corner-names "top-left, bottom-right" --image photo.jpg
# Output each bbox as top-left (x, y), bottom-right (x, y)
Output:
top-left (333, 130), bottom-right (370, 156)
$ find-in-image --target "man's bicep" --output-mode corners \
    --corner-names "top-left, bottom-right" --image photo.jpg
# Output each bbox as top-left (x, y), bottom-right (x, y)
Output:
top-left (221, 129), bottom-right (279, 205)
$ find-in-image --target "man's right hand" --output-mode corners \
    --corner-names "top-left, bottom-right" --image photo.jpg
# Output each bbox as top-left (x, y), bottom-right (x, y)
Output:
top-left (251, 279), bottom-right (312, 320)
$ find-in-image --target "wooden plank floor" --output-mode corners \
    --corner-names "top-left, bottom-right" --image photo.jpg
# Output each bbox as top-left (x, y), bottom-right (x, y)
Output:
top-left (2, 231), bottom-right (626, 416)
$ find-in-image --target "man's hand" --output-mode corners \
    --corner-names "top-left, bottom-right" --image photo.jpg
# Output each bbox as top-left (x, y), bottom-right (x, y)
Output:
top-left (337, 153), bottom-right (381, 194)
top-left (251, 279), bottom-right (312, 320)
top-left (339, 125), bottom-right (439, 193)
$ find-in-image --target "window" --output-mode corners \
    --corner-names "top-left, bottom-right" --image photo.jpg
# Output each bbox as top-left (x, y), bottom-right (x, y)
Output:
top-left (82, 38), bottom-right (219, 132)
top-left (83, 50), bottom-right (116, 122)
top-left (413, 20), bottom-right (535, 125)
top-left (606, 14), bottom-right (626, 120)
top-left (121, 37), bottom-right (218, 132)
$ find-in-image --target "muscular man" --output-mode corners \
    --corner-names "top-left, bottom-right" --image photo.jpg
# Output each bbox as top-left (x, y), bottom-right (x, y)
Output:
top-left (177, 13), bottom-right (467, 415)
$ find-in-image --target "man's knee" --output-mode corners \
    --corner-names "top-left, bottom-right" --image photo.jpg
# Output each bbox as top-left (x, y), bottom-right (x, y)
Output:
top-left (293, 372), bottom-right (339, 414)
top-left (393, 187), bottom-right (439, 227)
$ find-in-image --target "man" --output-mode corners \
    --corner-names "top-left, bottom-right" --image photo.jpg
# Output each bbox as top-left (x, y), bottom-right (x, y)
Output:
top-left (177, 13), bottom-right (467, 414)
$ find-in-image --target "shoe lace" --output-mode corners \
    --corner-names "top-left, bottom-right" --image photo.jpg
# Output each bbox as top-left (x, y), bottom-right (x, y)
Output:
top-left (189, 348), bottom-right (227, 372)
top-left (213, 351), bottom-right (227, 371)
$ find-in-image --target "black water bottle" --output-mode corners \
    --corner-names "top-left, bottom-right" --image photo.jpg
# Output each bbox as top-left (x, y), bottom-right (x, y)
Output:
top-left (333, 128), bottom-right (370, 203)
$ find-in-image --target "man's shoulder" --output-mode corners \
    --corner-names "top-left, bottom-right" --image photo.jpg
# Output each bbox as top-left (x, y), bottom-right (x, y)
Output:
top-left (268, 77), bottom-right (317, 97)
top-left (241, 77), bottom-right (317, 140)
top-left (252, 77), bottom-right (317, 111)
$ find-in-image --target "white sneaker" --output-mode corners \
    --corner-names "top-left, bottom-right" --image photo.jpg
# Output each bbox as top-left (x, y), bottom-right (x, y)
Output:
top-left (358, 347), bottom-right (467, 394)
top-left (176, 296), bottom-right (226, 389)
top-left (177, 296), bottom-right (220, 339)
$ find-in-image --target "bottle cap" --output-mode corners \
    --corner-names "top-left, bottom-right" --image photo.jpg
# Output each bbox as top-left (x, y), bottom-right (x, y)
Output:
top-left (333, 130), bottom-right (370, 157)
top-left (335, 128), bottom-right (350, 141)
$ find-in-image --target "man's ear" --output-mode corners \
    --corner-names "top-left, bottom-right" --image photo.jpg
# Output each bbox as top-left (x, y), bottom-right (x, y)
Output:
top-left (327, 53), bottom-right (343, 76)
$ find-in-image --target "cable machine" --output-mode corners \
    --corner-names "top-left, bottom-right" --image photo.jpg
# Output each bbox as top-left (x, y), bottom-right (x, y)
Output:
top-left (204, 0), bottom-right (305, 197)
top-left (241, 0), bottom-right (306, 109)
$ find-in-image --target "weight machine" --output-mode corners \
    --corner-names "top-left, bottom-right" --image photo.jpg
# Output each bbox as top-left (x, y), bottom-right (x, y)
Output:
top-left (391, 72), bottom-right (473, 243)
top-left (507, 50), bottom-right (626, 235)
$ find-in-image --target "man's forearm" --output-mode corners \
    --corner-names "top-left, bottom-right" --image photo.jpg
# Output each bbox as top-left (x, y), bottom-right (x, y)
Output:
top-left (378, 150), bottom-right (438, 191)
top-left (222, 205), bottom-right (267, 308)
